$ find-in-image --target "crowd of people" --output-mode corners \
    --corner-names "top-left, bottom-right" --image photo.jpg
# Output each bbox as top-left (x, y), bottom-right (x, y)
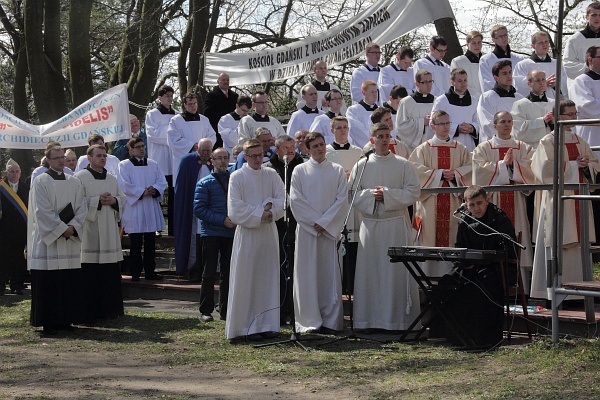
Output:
top-left (1, 2), bottom-right (600, 343)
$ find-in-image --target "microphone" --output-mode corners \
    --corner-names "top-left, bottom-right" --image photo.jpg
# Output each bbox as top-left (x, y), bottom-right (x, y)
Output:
top-left (362, 149), bottom-right (375, 159)
top-left (283, 155), bottom-right (289, 165)
top-left (453, 203), bottom-right (467, 215)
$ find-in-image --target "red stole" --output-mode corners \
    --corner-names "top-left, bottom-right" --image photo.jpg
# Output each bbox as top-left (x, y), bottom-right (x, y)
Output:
top-left (496, 147), bottom-right (516, 226)
top-left (436, 147), bottom-right (451, 247)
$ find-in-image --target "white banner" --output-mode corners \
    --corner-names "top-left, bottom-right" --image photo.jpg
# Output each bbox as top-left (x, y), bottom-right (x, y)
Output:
top-left (204, 0), bottom-right (455, 86)
top-left (0, 84), bottom-right (130, 149)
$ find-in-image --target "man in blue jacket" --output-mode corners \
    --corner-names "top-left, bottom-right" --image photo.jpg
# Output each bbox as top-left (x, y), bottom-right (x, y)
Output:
top-left (193, 147), bottom-right (236, 322)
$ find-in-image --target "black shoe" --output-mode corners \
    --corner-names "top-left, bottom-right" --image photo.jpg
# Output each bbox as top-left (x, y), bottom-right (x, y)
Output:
top-left (319, 326), bottom-right (340, 335)
top-left (145, 274), bottom-right (163, 281)
top-left (42, 326), bottom-right (56, 335)
top-left (200, 314), bottom-right (214, 322)
top-left (131, 276), bottom-right (140, 282)
top-left (245, 333), bottom-right (264, 341)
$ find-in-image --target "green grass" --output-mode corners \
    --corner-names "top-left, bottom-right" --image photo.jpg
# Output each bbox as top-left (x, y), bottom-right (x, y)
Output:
top-left (3, 297), bottom-right (600, 399)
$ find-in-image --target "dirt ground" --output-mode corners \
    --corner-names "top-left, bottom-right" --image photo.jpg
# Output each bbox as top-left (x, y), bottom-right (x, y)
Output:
top-left (0, 299), bottom-right (361, 400)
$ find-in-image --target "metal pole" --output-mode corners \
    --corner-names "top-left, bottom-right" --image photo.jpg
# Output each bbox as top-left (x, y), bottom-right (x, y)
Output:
top-left (551, 0), bottom-right (566, 344)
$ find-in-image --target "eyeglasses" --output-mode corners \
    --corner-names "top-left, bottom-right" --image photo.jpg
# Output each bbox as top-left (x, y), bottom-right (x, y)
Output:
top-left (367, 51), bottom-right (382, 55)
top-left (185, 102), bottom-right (198, 106)
top-left (133, 145), bottom-right (146, 149)
top-left (560, 112), bottom-right (578, 117)
top-left (433, 121), bottom-right (451, 127)
top-left (48, 156), bottom-right (66, 160)
top-left (418, 80), bottom-right (434, 84)
top-left (328, 97), bottom-right (343, 101)
top-left (253, 101), bottom-right (268, 104)
top-left (434, 48), bottom-right (447, 54)
top-left (245, 153), bottom-right (263, 159)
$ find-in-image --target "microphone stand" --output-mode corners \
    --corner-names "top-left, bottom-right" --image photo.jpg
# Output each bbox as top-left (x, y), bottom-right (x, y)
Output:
top-left (256, 155), bottom-right (320, 350)
top-left (319, 151), bottom-right (385, 346)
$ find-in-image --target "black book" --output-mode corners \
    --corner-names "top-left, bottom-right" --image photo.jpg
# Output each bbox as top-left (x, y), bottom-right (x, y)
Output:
top-left (59, 203), bottom-right (74, 224)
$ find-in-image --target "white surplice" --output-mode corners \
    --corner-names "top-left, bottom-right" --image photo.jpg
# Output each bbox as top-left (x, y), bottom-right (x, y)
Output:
top-left (225, 164), bottom-right (285, 339)
top-left (75, 169), bottom-right (125, 264)
top-left (116, 159), bottom-right (167, 234)
top-left (290, 158), bottom-right (348, 332)
top-left (27, 172), bottom-right (87, 270)
top-left (349, 152), bottom-right (421, 330)
top-left (167, 114), bottom-right (216, 182)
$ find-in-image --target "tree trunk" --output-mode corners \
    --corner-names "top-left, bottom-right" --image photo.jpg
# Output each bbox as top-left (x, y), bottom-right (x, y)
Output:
top-left (434, 17), bottom-right (462, 62)
top-left (24, 0), bottom-right (68, 123)
top-left (130, 0), bottom-right (162, 118)
top-left (188, 0), bottom-right (209, 93)
top-left (68, 0), bottom-right (94, 107)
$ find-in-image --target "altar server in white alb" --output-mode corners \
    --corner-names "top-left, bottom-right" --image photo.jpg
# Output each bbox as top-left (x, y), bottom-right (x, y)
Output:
top-left (413, 36), bottom-right (451, 97)
top-left (563, 2), bottom-right (600, 93)
top-left (530, 99), bottom-right (600, 300)
top-left (76, 144), bottom-right (125, 321)
top-left (218, 96), bottom-right (251, 162)
top-left (477, 60), bottom-right (524, 142)
top-left (510, 69), bottom-right (555, 149)
top-left (451, 31), bottom-right (484, 100)
top-left (237, 91), bottom-right (286, 144)
top-left (349, 123), bottom-right (421, 331)
top-left (513, 31), bottom-right (567, 98)
top-left (431, 67), bottom-right (479, 152)
top-left (570, 45), bottom-right (600, 152)
top-left (309, 89), bottom-right (345, 144)
top-left (287, 84), bottom-right (323, 136)
top-left (117, 137), bottom-right (167, 282)
top-left (146, 85), bottom-right (176, 177)
top-left (478, 25), bottom-right (523, 93)
top-left (395, 69), bottom-right (435, 153)
top-left (296, 60), bottom-right (346, 114)
top-left (226, 139), bottom-right (285, 341)
top-left (472, 111), bottom-right (535, 272)
top-left (28, 146), bottom-right (87, 334)
top-left (363, 107), bottom-right (410, 159)
top-left (346, 79), bottom-right (379, 148)
top-left (378, 46), bottom-right (415, 100)
top-left (350, 42), bottom-right (382, 105)
top-left (167, 92), bottom-right (216, 182)
top-left (290, 132), bottom-right (348, 334)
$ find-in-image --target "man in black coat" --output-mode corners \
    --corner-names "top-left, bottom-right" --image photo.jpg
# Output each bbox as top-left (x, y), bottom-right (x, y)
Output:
top-left (204, 72), bottom-right (239, 149)
top-left (264, 134), bottom-right (304, 324)
top-left (0, 159), bottom-right (29, 295)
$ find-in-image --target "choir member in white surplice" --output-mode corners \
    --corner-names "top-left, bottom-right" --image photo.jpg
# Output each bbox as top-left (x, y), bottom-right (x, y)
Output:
top-left (309, 89), bottom-right (345, 144)
top-left (409, 110), bottom-right (472, 277)
top-left (28, 146), bottom-right (87, 334)
top-left (570, 45), bottom-right (600, 153)
top-left (290, 132), bottom-right (348, 333)
top-left (117, 137), bottom-right (167, 282)
top-left (478, 25), bottom-right (524, 93)
top-left (349, 123), bottom-right (421, 331)
top-left (513, 31), bottom-right (567, 99)
top-left (218, 96), bottom-right (252, 162)
top-left (378, 46), bottom-right (415, 99)
top-left (346, 80), bottom-right (378, 148)
top-left (167, 92), bottom-right (216, 182)
top-left (472, 111), bottom-right (535, 272)
top-left (296, 60), bottom-right (347, 115)
top-left (362, 107), bottom-right (410, 159)
top-left (350, 42), bottom-right (382, 105)
top-left (450, 31), bottom-right (484, 100)
top-left (530, 100), bottom-right (600, 300)
top-left (226, 139), bottom-right (285, 341)
top-left (510, 70), bottom-right (555, 150)
top-left (237, 91), bottom-right (286, 145)
top-left (287, 84), bottom-right (324, 137)
top-left (413, 36), bottom-right (451, 97)
top-left (76, 145), bottom-right (125, 321)
top-left (395, 69), bottom-right (435, 153)
top-left (563, 3), bottom-right (600, 93)
top-left (431, 68), bottom-right (479, 152)
top-left (477, 60), bottom-right (524, 142)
